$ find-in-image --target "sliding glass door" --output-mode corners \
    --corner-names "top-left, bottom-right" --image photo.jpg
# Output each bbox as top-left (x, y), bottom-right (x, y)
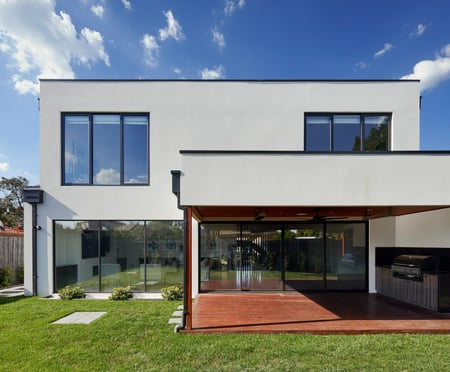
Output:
top-left (200, 222), bottom-right (367, 292)
top-left (200, 223), bottom-right (282, 291)
top-left (284, 224), bottom-right (325, 291)
top-left (325, 223), bottom-right (367, 290)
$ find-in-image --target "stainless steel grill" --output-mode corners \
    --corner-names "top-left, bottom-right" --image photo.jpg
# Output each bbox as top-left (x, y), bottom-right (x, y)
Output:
top-left (391, 254), bottom-right (439, 281)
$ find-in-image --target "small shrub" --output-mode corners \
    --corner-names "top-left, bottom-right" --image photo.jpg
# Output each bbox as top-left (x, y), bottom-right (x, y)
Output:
top-left (16, 265), bottom-right (24, 284)
top-left (109, 286), bottom-right (133, 301)
top-left (58, 285), bottom-right (86, 300)
top-left (161, 284), bottom-right (183, 300)
top-left (0, 266), bottom-right (13, 288)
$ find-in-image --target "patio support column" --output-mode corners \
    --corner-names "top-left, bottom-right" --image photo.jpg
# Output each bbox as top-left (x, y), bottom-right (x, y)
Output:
top-left (185, 206), bottom-right (193, 330)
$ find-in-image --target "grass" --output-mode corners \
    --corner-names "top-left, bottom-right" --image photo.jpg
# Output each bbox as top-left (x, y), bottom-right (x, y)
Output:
top-left (1, 297), bottom-right (450, 371)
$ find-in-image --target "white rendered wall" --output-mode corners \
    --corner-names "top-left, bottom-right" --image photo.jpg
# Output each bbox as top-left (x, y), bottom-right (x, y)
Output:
top-left (395, 208), bottom-right (450, 247)
top-left (180, 153), bottom-right (450, 207)
top-left (368, 217), bottom-right (396, 293)
top-left (29, 80), bottom-right (420, 295)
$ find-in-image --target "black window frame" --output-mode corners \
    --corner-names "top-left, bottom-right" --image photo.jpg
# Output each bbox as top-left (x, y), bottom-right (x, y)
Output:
top-left (304, 113), bottom-right (391, 152)
top-left (61, 112), bottom-right (150, 186)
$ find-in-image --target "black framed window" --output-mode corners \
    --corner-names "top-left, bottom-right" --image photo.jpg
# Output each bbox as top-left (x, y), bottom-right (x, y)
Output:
top-left (305, 114), bottom-right (390, 152)
top-left (62, 113), bottom-right (149, 185)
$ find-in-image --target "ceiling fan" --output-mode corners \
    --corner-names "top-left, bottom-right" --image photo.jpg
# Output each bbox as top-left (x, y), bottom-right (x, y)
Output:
top-left (297, 208), bottom-right (349, 222)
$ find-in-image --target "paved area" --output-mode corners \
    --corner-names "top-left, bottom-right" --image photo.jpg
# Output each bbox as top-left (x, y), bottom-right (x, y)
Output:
top-left (168, 305), bottom-right (183, 325)
top-left (189, 292), bottom-right (450, 334)
top-left (0, 285), bottom-right (23, 297)
top-left (52, 312), bottom-right (107, 324)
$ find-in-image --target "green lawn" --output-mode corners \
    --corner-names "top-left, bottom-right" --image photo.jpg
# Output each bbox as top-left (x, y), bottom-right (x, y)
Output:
top-left (1, 296), bottom-right (449, 371)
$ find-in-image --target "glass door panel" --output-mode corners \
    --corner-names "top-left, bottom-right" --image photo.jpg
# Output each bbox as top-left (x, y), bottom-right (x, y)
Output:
top-left (284, 224), bottom-right (325, 290)
top-left (99, 221), bottom-right (145, 292)
top-left (325, 223), bottom-right (366, 290)
top-left (200, 223), bottom-right (282, 291)
top-left (200, 223), bottom-right (240, 291)
top-left (144, 221), bottom-right (184, 292)
top-left (239, 223), bottom-right (282, 290)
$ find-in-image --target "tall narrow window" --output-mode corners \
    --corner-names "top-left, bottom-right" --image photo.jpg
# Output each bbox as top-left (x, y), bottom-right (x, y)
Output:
top-left (363, 115), bottom-right (389, 151)
top-left (93, 115), bottom-right (121, 185)
top-left (333, 115), bottom-right (360, 151)
top-left (305, 116), bottom-right (330, 151)
top-left (124, 115), bottom-right (149, 184)
top-left (64, 115), bottom-right (89, 184)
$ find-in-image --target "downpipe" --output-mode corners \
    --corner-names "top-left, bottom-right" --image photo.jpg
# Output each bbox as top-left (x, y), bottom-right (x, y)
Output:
top-left (174, 207), bottom-right (188, 333)
top-left (31, 203), bottom-right (38, 296)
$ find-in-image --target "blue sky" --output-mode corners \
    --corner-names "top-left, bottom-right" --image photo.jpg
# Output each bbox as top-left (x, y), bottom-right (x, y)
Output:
top-left (1, 0), bottom-right (450, 185)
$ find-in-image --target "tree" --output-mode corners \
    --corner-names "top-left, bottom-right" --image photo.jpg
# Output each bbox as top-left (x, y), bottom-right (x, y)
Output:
top-left (0, 177), bottom-right (29, 228)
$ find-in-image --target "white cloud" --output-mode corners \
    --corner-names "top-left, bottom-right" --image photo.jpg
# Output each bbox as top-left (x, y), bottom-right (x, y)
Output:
top-left (224, 0), bottom-right (245, 15)
top-left (159, 10), bottom-right (185, 41)
top-left (141, 34), bottom-right (159, 67)
top-left (212, 28), bottom-right (226, 49)
top-left (401, 44), bottom-right (450, 92)
top-left (122, 0), bottom-right (132, 10)
top-left (174, 68), bottom-right (181, 74)
top-left (200, 65), bottom-right (225, 80)
top-left (0, 0), bottom-right (110, 95)
top-left (355, 61), bottom-right (368, 70)
top-left (374, 43), bottom-right (393, 58)
top-left (95, 168), bottom-right (120, 184)
top-left (91, 5), bottom-right (104, 18)
top-left (410, 23), bottom-right (427, 38)
top-left (0, 162), bottom-right (9, 172)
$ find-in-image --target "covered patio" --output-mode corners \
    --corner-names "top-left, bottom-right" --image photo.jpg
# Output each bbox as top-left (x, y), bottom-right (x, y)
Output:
top-left (187, 292), bottom-right (450, 334)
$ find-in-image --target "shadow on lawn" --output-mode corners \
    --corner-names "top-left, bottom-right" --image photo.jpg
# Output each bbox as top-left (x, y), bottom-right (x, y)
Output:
top-left (0, 295), bottom-right (25, 305)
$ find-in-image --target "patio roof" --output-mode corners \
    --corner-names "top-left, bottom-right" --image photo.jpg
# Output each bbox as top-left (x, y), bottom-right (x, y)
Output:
top-left (192, 205), bottom-right (448, 222)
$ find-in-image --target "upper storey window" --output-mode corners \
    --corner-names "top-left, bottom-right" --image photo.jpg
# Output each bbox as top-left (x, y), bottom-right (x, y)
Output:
top-left (62, 113), bottom-right (149, 185)
top-left (305, 114), bottom-right (390, 152)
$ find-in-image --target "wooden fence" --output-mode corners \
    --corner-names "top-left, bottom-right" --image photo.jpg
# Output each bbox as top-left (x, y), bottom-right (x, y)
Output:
top-left (0, 232), bottom-right (24, 284)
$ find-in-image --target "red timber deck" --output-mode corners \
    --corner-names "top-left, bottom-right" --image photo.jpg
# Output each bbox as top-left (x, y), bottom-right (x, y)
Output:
top-left (188, 292), bottom-right (450, 334)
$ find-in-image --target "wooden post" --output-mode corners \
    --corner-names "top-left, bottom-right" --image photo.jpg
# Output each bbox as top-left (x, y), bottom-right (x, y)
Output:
top-left (185, 207), bottom-right (193, 330)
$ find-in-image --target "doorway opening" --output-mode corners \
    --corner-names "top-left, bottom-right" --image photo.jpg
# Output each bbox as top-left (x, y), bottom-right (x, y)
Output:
top-left (199, 222), bottom-right (367, 292)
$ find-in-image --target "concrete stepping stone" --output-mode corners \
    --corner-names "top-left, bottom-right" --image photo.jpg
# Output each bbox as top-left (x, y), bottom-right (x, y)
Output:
top-left (52, 312), bottom-right (106, 324)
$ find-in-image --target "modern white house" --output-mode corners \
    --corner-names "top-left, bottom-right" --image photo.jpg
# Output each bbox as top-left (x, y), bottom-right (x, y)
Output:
top-left (24, 80), bottom-right (450, 322)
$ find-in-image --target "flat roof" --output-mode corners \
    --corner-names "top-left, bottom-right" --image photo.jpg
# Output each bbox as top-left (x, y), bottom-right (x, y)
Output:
top-left (39, 78), bottom-right (420, 83)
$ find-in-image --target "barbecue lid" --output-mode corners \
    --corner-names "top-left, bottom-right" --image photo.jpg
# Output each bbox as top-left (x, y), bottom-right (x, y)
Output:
top-left (393, 254), bottom-right (438, 268)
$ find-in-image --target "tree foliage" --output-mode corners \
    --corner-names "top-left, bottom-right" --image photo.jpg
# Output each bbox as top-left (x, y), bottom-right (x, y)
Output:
top-left (0, 177), bottom-right (29, 228)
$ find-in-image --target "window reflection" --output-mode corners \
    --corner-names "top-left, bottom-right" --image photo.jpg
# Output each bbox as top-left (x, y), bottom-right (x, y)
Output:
top-left (305, 114), bottom-right (390, 152)
top-left (62, 113), bottom-right (149, 185)
top-left (305, 116), bottom-right (330, 151)
top-left (333, 115), bottom-right (360, 151)
top-left (55, 220), bottom-right (183, 292)
top-left (64, 115), bottom-right (89, 184)
top-left (363, 115), bottom-right (389, 151)
top-left (93, 115), bottom-right (121, 185)
top-left (124, 116), bottom-right (149, 184)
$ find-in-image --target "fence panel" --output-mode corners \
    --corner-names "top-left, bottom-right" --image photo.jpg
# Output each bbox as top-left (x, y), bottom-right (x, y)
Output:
top-left (0, 233), bottom-right (24, 284)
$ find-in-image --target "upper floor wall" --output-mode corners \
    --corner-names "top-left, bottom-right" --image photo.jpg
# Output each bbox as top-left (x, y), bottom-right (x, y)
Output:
top-left (39, 79), bottom-right (420, 191)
